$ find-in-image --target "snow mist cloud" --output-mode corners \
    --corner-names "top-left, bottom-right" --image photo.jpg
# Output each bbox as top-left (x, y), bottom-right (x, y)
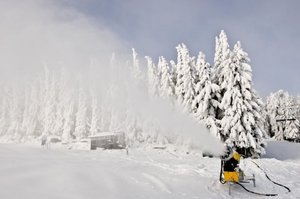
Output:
top-left (0, 0), bottom-right (125, 80)
top-left (0, 0), bottom-right (224, 155)
top-left (129, 88), bottom-right (225, 155)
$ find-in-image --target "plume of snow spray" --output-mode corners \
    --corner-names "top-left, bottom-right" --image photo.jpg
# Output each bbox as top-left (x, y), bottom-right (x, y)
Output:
top-left (0, 0), bottom-right (224, 156)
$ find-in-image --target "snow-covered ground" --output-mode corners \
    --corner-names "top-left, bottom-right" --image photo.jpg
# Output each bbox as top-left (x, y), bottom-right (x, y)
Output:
top-left (0, 141), bottom-right (299, 199)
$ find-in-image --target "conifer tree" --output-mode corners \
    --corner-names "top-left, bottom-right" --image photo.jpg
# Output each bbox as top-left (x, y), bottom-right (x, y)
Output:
top-left (158, 56), bottom-right (175, 99)
top-left (284, 95), bottom-right (300, 141)
top-left (53, 69), bottom-right (67, 137)
top-left (219, 42), bottom-right (265, 157)
top-left (41, 66), bottom-right (57, 138)
top-left (132, 48), bottom-right (143, 80)
top-left (266, 90), bottom-right (300, 141)
top-left (175, 44), bottom-right (195, 112)
top-left (62, 97), bottom-right (75, 142)
top-left (213, 30), bottom-right (231, 86)
top-left (90, 95), bottom-right (100, 136)
top-left (21, 84), bottom-right (39, 138)
top-left (212, 30), bottom-right (231, 127)
top-left (6, 89), bottom-right (22, 140)
top-left (192, 52), bottom-right (219, 137)
top-left (266, 90), bottom-right (289, 140)
top-left (145, 56), bottom-right (160, 97)
top-left (74, 86), bottom-right (88, 140)
top-left (169, 60), bottom-right (177, 88)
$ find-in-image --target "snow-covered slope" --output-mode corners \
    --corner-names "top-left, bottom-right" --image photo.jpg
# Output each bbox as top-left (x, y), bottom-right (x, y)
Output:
top-left (0, 142), bottom-right (299, 199)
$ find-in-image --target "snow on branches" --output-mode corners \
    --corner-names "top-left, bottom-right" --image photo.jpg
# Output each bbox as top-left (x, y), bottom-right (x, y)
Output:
top-left (3, 31), bottom-right (295, 157)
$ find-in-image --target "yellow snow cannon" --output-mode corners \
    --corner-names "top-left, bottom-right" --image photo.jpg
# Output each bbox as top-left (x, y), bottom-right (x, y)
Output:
top-left (219, 148), bottom-right (255, 195)
top-left (223, 151), bottom-right (241, 183)
top-left (219, 147), bottom-right (290, 196)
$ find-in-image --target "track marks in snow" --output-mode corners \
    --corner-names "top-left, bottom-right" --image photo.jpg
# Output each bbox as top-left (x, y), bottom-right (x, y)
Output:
top-left (142, 173), bottom-right (172, 194)
top-left (206, 180), bottom-right (229, 199)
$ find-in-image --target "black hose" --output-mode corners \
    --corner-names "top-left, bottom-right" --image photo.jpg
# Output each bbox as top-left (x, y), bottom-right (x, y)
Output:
top-left (219, 158), bottom-right (289, 196)
top-left (219, 160), bottom-right (226, 184)
top-left (250, 160), bottom-right (291, 193)
top-left (235, 182), bottom-right (278, 196)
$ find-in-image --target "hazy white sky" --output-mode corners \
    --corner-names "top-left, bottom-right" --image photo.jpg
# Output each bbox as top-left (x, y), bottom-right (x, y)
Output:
top-left (62, 0), bottom-right (300, 98)
top-left (1, 0), bottom-right (300, 97)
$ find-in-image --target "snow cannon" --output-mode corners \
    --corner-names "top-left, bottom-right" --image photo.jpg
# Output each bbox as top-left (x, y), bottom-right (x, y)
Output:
top-left (219, 148), bottom-right (256, 195)
top-left (222, 151), bottom-right (241, 183)
top-left (219, 147), bottom-right (291, 196)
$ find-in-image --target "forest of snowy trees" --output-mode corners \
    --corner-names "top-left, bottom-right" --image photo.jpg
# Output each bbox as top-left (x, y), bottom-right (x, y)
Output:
top-left (0, 31), bottom-right (299, 157)
top-left (265, 90), bottom-right (300, 142)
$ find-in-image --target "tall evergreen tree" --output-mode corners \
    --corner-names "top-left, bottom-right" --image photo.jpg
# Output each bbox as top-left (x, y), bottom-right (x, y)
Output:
top-left (52, 69), bottom-right (68, 137)
top-left (266, 90), bottom-right (300, 141)
top-left (158, 56), bottom-right (175, 99)
top-left (297, 96), bottom-right (300, 121)
top-left (175, 44), bottom-right (195, 112)
top-left (132, 48), bottom-right (143, 80)
top-left (6, 89), bottom-right (22, 140)
top-left (213, 30), bottom-right (231, 126)
top-left (213, 30), bottom-right (231, 86)
top-left (219, 42), bottom-right (265, 157)
top-left (41, 67), bottom-right (57, 138)
top-left (266, 90), bottom-right (289, 140)
top-left (62, 95), bottom-right (75, 142)
top-left (74, 85), bottom-right (88, 140)
top-left (192, 52), bottom-right (220, 137)
top-left (21, 84), bottom-right (39, 139)
top-left (90, 95), bottom-right (100, 136)
top-left (145, 56), bottom-right (160, 97)
top-left (284, 96), bottom-right (300, 141)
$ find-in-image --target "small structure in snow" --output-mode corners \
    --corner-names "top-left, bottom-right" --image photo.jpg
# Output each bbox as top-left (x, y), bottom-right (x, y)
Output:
top-left (88, 131), bottom-right (126, 150)
top-left (41, 135), bottom-right (61, 149)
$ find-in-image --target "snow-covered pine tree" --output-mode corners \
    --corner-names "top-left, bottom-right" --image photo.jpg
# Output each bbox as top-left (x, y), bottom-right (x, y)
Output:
top-left (297, 96), bottom-right (300, 122)
top-left (98, 96), bottom-right (107, 132)
top-left (41, 66), bottom-right (57, 138)
top-left (266, 90), bottom-right (289, 140)
top-left (266, 90), bottom-right (300, 141)
top-left (213, 30), bottom-right (231, 85)
top-left (89, 95), bottom-right (100, 136)
top-left (145, 56), bottom-right (160, 97)
top-left (219, 41), bottom-right (265, 157)
top-left (175, 44), bottom-right (186, 104)
top-left (158, 56), bottom-right (175, 100)
top-left (265, 92), bottom-right (279, 138)
top-left (213, 30), bottom-right (231, 123)
top-left (192, 52), bottom-right (220, 137)
top-left (109, 107), bottom-right (120, 132)
top-left (284, 96), bottom-right (300, 141)
top-left (61, 94), bottom-right (75, 143)
top-left (169, 60), bottom-right (177, 88)
top-left (74, 85), bottom-right (88, 140)
top-left (175, 44), bottom-right (196, 112)
top-left (6, 88), bottom-right (22, 140)
top-left (52, 69), bottom-right (67, 137)
top-left (20, 86), bottom-right (30, 138)
top-left (21, 84), bottom-right (39, 139)
top-left (132, 48), bottom-right (143, 80)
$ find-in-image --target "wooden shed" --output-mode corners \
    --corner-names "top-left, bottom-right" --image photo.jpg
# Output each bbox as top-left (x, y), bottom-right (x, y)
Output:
top-left (89, 131), bottom-right (126, 150)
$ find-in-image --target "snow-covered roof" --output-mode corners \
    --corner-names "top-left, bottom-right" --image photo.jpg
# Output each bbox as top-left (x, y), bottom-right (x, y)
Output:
top-left (88, 131), bottom-right (124, 138)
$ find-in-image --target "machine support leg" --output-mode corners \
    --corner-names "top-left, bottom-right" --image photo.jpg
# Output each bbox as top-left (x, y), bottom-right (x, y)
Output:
top-left (229, 182), bottom-right (233, 195)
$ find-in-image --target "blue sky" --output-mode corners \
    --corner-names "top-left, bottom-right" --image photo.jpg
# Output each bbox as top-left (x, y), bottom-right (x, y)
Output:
top-left (1, 0), bottom-right (299, 98)
top-left (61, 0), bottom-right (300, 98)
